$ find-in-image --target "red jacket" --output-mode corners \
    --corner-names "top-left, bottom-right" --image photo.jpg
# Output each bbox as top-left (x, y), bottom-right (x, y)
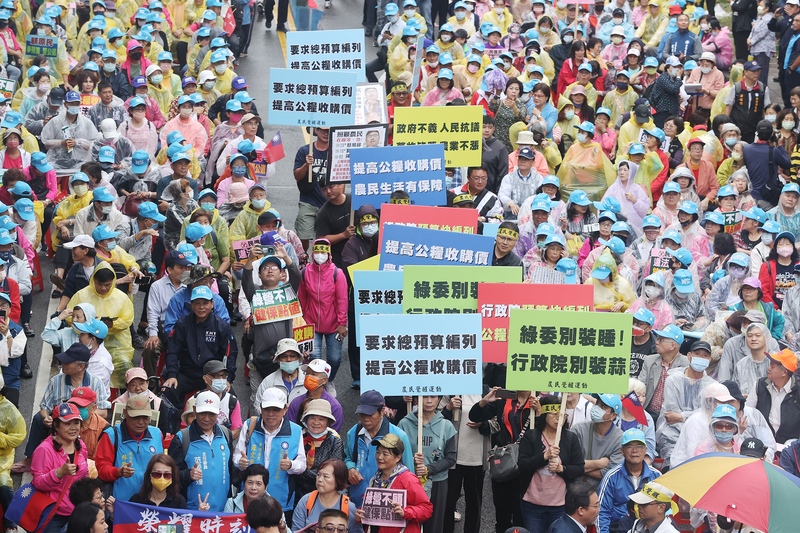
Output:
top-left (366, 469), bottom-right (433, 533)
top-left (298, 258), bottom-right (348, 334)
top-left (650, 149), bottom-right (671, 202)
top-left (758, 259), bottom-right (797, 309)
top-left (0, 277), bottom-right (20, 324)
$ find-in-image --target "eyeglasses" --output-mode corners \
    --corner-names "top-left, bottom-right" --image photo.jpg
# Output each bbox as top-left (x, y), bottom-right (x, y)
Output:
top-left (319, 526), bottom-right (348, 533)
top-left (262, 264), bottom-right (280, 271)
top-left (151, 471), bottom-right (173, 479)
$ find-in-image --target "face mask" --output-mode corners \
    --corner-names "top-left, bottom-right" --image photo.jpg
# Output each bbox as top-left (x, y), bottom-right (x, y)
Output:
top-left (78, 407), bottom-right (89, 420)
top-left (713, 430), bottom-right (735, 444)
top-left (362, 223), bottom-right (379, 237)
top-left (563, 34), bottom-right (573, 43)
top-left (0, 21), bottom-right (6, 28)
top-left (107, 241), bottom-right (117, 250)
top-left (428, 60), bottom-right (439, 68)
top-left (441, 34), bottom-right (452, 42)
top-left (199, 203), bottom-right (216, 213)
top-left (466, 3), bottom-right (474, 10)
top-left (613, 17), bottom-right (623, 24)
top-left (467, 64), bottom-right (479, 73)
top-left (232, 165), bottom-right (248, 177)
top-left (765, 114), bottom-right (776, 123)
top-left (132, 109), bottom-right (146, 120)
top-left (783, 121), bottom-right (796, 130)
top-left (670, 67), bottom-right (680, 76)
top-left (103, 62), bottom-right (116, 73)
top-left (280, 360), bottom-right (300, 373)
top-left (673, 290), bottom-right (689, 299)
top-left (37, 28), bottom-right (47, 36)
top-left (690, 357), bottom-right (710, 372)
top-left (313, 253), bottom-right (328, 264)
top-left (100, 205), bottom-right (113, 215)
top-left (731, 151), bottom-right (742, 161)
top-left (565, 109), bottom-right (575, 120)
top-left (590, 404), bottom-right (608, 423)
top-left (151, 476), bottom-right (172, 492)
top-left (701, 67), bottom-right (712, 74)
top-left (729, 265), bottom-right (747, 279)
top-left (778, 245), bottom-right (794, 257)
top-left (494, 6), bottom-right (504, 14)
top-left (404, 8), bottom-right (415, 16)
top-left (5, 139), bottom-right (18, 149)
top-left (760, 233), bottom-right (774, 246)
top-left (73, 184), bottom-right (88, 196)
top-left (611, 36), bottom-right (623, 44)
top-left (757, 5), bottom-right (766, 15)
top-left (616, 81), bottom-right (628, 91)
top-left (211, 378), bottom-right (227, 393)
top-left (503, 61), bottom-right (512, 69)
top-left (204, 81), bottom-right (216, 90)
top-left (150, 74), bottom-right (163, 85)
top-left (251, 198), bottom-right (267, 210)
top-left (179, 108), bottom-right (192, 119)
top-left (646, 67), bottom-right (657, 75)
top-left (0, 252), bottom-right (10, 264)
top-left (644, 286), bottom-right (662, 299)
top-left (534, 6), bottom-right (543, 13)
top-left (228, 111), bottom-right (243, 122)
top-left (304, 374), bottom-right (323, 391)
top-left (38, 82), bottom-right (50, 92)
top-left (214, 64), bottom-right (227, 74)
top-left (701, 23), bottom-right (709, 31)
top-left (577, 132), bottom-right (587, 143)
top-left (557, 1), bottom-right (566, 8)
top-left (67, 106), bottom-right (80, 115)
top-left (129, 51), bottom-right (143, 60)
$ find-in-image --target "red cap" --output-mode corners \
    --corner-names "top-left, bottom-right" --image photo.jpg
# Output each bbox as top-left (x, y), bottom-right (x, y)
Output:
top-left (669, 4), bottom-right (682, 15)
top-left (53, 403), bottom-right (82, 422)
top-left (68, 386), bottom-right (97, 407)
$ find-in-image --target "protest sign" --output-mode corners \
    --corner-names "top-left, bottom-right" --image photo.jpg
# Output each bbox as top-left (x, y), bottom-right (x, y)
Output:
top-left (403, 265), bottom-right (522, 314)
top-left (0, 79), bottom-right (14, 99)
top-left (114, 500), bottom-right (251, 533)
top-left (286, 29), bottom-right (366, 81)
top-left (378, 204), bottom-right (478, 247)
top-left (354, 270), bottom-right (403, 346)
top-left (722, 210), bottom-right (742, 234)
top-left (268, 68), bottom-right (357, 128)
top-left (293, 324), bottom-right (314, 355)
top-left (350, 144), bottom-right (447, 209)
top-left (648, 248), bottom-right (670, 274)
top-left (409, 35), bottom-right (425, 92)
top-left (393, 105), bottom-right (484, 166)
top-left (362, 488), bottom-right (407, 528)
top-left (360, 313), bottom-right (483, 396)
top-left (478, 283), bottom-right (595, 363)
top-left (25, 34), bottom-right (58, 58)
top-left (80, 93), bottom-right (99, 116)
top-left (251, 286), bottom-right (302, 325)
top-left (355, 83), bottom-right (388, 124)
top-left (328, 124), bottom-right (389, 183)
top-left (379, 225), bottom-right (496, 270)
top-left (231, 237), bottom-right (266, 261)
top-left (346, 254), bottom-right (380, 284)
top-left (527, 267), bottom-right (566, 284)
top-left (505, 309), bottom-right (632, 393)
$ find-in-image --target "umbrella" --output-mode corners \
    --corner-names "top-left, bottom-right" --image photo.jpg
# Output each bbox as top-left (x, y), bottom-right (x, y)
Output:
top-left (656, 452), bottom-right (800, 533)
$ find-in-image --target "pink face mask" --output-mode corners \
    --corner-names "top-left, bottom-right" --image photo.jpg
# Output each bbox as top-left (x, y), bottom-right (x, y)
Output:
top-left (5, 139), bottom-right (19, 149)
top-left (228, 112), bottom-right (243, 122)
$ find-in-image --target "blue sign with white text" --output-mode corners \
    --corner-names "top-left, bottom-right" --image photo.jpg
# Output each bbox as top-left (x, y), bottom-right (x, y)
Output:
top-left (350, 144), bottom-right (447, 209)
top-left (268, 68), bottom-right (357, 127)
top-left (286, 29), bottom-right (366, 81)
top-left (379, 224), bottom-right (496, 271)
top-left (353, 270), bottom-right (403, 346)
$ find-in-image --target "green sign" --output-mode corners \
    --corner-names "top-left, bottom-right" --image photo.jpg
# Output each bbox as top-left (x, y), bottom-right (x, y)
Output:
top-left (505, 309), bottom-right (632, 394)
top-left (25, 34), bottom-right (58, 58)
top-left (402, 265), bottom-right (522, 314)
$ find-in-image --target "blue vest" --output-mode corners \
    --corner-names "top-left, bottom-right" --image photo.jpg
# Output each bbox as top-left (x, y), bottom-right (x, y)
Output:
top-left (180, 425), bottom-right (232, 512)
top-left (246, 416), bottom-right (302, 511)
top-left (104, 424), bottom-right (164, 501)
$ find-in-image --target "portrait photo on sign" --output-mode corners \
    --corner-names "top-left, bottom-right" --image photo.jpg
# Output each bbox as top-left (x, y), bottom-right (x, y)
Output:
top-left (355, 82), bottom-right (388, 125)
top-left (328, 123), bottom-right (389, 184)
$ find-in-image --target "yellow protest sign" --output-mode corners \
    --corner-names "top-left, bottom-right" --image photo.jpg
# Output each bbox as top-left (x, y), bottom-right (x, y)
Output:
top-left (346, 254), bottom-right (381, 284)
top-left (393, 106), bottom-right (483, 167)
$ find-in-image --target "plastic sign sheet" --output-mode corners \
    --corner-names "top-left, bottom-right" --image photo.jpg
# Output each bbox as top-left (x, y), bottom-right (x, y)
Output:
top-left (268, 68), bottom-right (357, 128)
top-left (286, 29), bottom-right (366, 82)
top-left (378, 204), bottom-right (478, 248)
top-left (349, 144), bottom-right (447, 209)
top-left (505, 309), bottom-right (632, 393)
top-left (392, 106), bottom-right (484, 167)
top-left (478, 283), bottom-right (595, 363)
top-left (403, 265), bottom-right (522, 315)
top-left (353, 270), bottom-right (403, 347)
top-left (251, 286), bottom-right (302, 325)
top-left (379, 225), bottom-right (496, 271)
top-left (362, 488), bottom-right (407, 528)
top-left (360, 313), bottom-right (483, 396)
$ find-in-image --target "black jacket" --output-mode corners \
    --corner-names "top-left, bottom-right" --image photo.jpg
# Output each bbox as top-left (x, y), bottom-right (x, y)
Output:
top-left (165, 311), bottom-right (238, 382)
top-left (482, 136), bottom-right (509, 195)
top-left (518, 427), bottom-right (585, 496)
top-left (100, 68), bottom-right (133, 101)
top-left (469, 396), bottom-right (531, 447)
top-left (754, 376), bottom-right (800, 443)
top-left (547, 514), bottom-right (585, 533)
top-left (731, 0), bottom-right (758, 32)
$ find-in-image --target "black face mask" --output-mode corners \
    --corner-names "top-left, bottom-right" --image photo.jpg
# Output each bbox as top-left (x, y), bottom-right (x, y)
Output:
top-left (129, 51), bottom-right (143, 60)
top-left (0, 21), bottom-right (7, 29)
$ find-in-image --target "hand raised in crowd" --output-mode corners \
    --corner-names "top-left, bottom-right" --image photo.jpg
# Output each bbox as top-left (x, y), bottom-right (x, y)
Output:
top-left (57, 461), bottom-right (78, 477)
top-left (279, 453), bottom-right (292, 471)
top-left (480, 386), bottom-right (501, 406)
top-left (119, 462), bottom-right (135, 478)
top-left (197, 493), bottom-right (210, 511)
top-left (238, 455), bottom-right (250, 471)
top-left (447, 396), bottom-right (462, 411)
top-left (144, 336), bottom-right (160, 352)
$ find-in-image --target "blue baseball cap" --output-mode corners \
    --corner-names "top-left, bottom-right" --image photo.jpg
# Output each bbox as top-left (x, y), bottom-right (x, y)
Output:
top-left (782, 182), bottom-right (800, 195)
top-left (701, 211), bottom-right (725, 227)
top-left (678, 201), bottom-right (699, 215)
top-left (611, 221), bottom-right (631, 235)
top-left (210, 50), bottom-right (227, 63)
top-left (185, 222), bottom-right (213, 243)
top-left (91, 224), bottom-right (120, 241)
top-left (166, 130), bottom-right (185, 145)
top-left (761, 220), bottom-right (781, 234)
top-left (628, 142), bottom-right (645, 155)
top-left (13, 198), bottom-right (34, 221)
top-left (591, 265), bottom-right (612, 279)
top-left (596, 106), bottom-right (612, 118)
top-left (621, 428), bottom-right (647, 445)
top-left (238, 140), bottom-right (255, 154)
top-left (191, 285), bottom-right (214, 301)
top-left (198, 188), bottom-right (217, 201)
top-left (644, 56), bottom-right (659, 68)
top-left (211, 36), bottom-right (226, 48)
top-left (653, 324), bottom-right (685, 344)
top-left (0, 215), bottom-right (18, 231)
top-left (438, 68), bottom-right (454, 80)
top-left (594, 197), bottom-right (621, 214)
top-left (717, 185), bottom-right (738, 198)
top-left (385, 2), bottom-right (399, 14)
top-left (531, 193), bottom-right (557, 212)
top-left (535, 222), bottom-right (555, 238)
top-left (542, 175), bottom-right (560, 188)
top-left (728, 252), bottom-right (750, 268)
top-left (576, 121), bottom-right (595, 136)
top-left (168, 143), bottom-right (191, 163)
top-left (569, 190), bottom-right (591, 206)
top-left (599, 236), bottom-right (626, 255)
top-left (0, 229), bottom-right (13, 246)
top-left (642, 214), bottom-right (662, 229)
top-left (556, 257), bottom-right (578, 284)
top-left (742, 207), bottom-right (767, 224)
top-left (596, 394), bottom-right (622, 415)
top-left (0, 111), bottom-right (21, 128)
top-left (662, 229), bottom-right (682, 244)
top-left (177, 94), bottom-right (193, 106)
top-left (10, 181), bottom-right (32, 198)
top-left (129, 96), bottom-right (146, 108)
top-left (234, 91), bottom-right (253, 103)
top-left (644, 126), bottom-right (665, 143)
top-left (226, 99), bottom-right (243, 113)
top-left (74, 318), bottom-right (108, 340)
top-left (157, 51), bottom-right (173, 63)
top-left (31, 151), bottom-right (53, 174)
top-left (176, 243), bottom-right (199, 265)
top-left (598, 210), bottom-right (618, 223)
top-left (92, 186), bottom-right (115, 203)
top-left (83, 61), bottom-right (100, 72)
top-left (138, 201), bottom-right (166, 222)
top-left (98, 145), bottom-right (115, 163)
top-left (70, 172), bottom-right (90, 184)
top-left (673, 269), bottom-right (694, 294)
top-left (102, 49), bottom-right (117, 60)
top-left (666, 247), bottom-right (693, 266)
top-left (231, 76), bottom-right (248, 90)
top-left (131, 150), bottom-right (150, 174)
top-left (662, 181), bottom-right (681, 195)
top-left (644, 271), bottom-right (666, 287)
top-left (711, 404), bottom-right (738, 424)
top-left (632, 307), bottom-right (655, 326)
top-left (108, 27), bottom-right (124, 40)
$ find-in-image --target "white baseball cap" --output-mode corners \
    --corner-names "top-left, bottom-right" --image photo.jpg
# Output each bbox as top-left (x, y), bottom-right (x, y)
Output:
top-left (301, 358), bottom-right (331, 378)
top-left (261, 387), bottom-right (287, 409)
top-left (64, 234), bottom-right (96, 249)
top-left (194, 390), bottom-right (220, 414)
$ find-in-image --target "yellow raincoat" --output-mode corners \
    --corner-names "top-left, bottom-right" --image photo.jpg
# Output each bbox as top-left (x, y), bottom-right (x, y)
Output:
top-left (148, 81), bottom-right (174, 117)
top-left (229, 200), bottom-right (272, 249)
top-left (0, 395), bottom-right (25, 488)
top-left (557, 138), bottom-right (616, 201)
top-left (51, 190), bottom-right (94, 247)
top-left (167, 0), bottom-right (194, 46)
top-left (617, 114), bottom-right (654, 153)
top-left (711, 64), bottom-right (743, 121)
top-left (10, 5), bottom-right (33, 44)
top-left (0, 124), bottom-right (40, 154)
top-left (213, 66), bottom-right (236, 95)
top-left (481, 8), bottom-right (512, 35)
top-left (389, 41), bottom-right (413, 81)
top-left (601, 86), bottom-right (638, 127)
top-left (156, 144), bottom-right (202, 180)
top-left (565, 80), bottom-right (598, 108)
top-left (67, 262), bottom-right (134, 388)
top-left (555, 96), bottom-right (580, 142)
top-left (586, 252), bottom-right (636, 311)
top-left (632, 152), bottom-right (663, 203)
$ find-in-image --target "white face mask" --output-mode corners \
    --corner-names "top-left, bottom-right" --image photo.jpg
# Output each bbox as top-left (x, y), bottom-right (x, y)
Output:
top-left (361, 223), bottom-right (379, 237)
top-left (701, 67), bottom-right (712, 74)
top-left (204, 81), bottom-right (216, 90)
top-left (467, 63), bottom-right (479, 73)
top-left (783, 121), bottom-right (796, 130)
top-left (404, 8), bottom-right (415, 16)
top-left (313, 253), bottom-right (328, 264)
top-left (441, 34), bottom-right (451, 42)
top-left (540, 26), bottom-right (551, 34)
top-left (494, 6), bottom-right (504, 14)
top-left (180, 108), bottom-right (193, 119)
top-left (644, 286), bottom-right (662, 299)
top-left (701, 23), bottom-right (709, 31)
top-left (762, 233), bottom-right (774, 246)
top-left (388, 14), bottom-right (398, 21)
top-left (455, 11), bottom-right (465, 19)
top-left (428, 60), bottom-right (439, 68)
top-left (214, 64), bottom-right (227, 74)
top-left (38, 82), bottom-right (50, 92)
top-left (577, 132), bottom-right (587, 143)
top-left (613, 17), bottom-right (623, 24)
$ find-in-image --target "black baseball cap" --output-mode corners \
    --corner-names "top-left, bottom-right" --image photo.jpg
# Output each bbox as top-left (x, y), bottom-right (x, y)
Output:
top-left (756, 120), bottom-right (774, 140)
top-left (740, 438), bottom-right (766, 458)
top-left (49, 88), bottom-right (66, 106)
top-left (56, 343), bottom-right (91, 364)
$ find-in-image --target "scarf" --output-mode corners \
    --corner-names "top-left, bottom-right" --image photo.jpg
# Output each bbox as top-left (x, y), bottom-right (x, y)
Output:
top-left (370, 462), bottom-right (409, 489)
top-left (303, 431), bottom-right (328, 469)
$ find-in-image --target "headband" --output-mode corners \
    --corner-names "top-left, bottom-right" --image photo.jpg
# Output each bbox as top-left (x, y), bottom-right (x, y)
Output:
top-left (540, 403), bottom-right (561, 414)
top-left (640, 485), bottom-right (680, 516)
top-left (452, 193), bottom-right (473, 204)
top-left (390, 197), bottom-right (411, 204)
top-left (390, 83), bottom-right (409, 94)
top-left (360, 214), bottom-right (378, 223)
top-left (497, 227), bottom-right (519, 240)
top-left (312, 243), bottom-right (331, 253)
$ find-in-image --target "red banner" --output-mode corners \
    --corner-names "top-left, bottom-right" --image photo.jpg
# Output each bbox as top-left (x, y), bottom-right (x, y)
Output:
top-left (477, 283), bottom-right (595, 363)
top-left (378, 203), bottom-right (478, 248)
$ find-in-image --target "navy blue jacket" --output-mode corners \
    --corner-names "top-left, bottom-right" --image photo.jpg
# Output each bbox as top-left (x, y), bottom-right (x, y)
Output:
top-left (165, 311), bottom-right (237, 382)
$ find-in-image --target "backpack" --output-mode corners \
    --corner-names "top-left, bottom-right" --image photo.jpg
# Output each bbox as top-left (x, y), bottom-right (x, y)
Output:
top-left (306, 490), bottom-right (350, 513)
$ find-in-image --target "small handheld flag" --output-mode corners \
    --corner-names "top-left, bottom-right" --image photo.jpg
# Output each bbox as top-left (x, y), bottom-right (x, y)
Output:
top-left (622, 391), bottom-right (648, 426)
top-left (264, 130), bottom-right (285, 164)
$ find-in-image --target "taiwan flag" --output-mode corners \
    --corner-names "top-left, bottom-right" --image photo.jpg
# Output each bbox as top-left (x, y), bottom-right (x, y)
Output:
top-left (264, 131), bottom-right (285, 164)
top-left (622, 391), bottom-right (648, 426)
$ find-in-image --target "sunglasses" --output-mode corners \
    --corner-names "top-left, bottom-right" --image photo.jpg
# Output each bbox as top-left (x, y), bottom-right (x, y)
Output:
top-left (151, 471), bottom-right (173, 479)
